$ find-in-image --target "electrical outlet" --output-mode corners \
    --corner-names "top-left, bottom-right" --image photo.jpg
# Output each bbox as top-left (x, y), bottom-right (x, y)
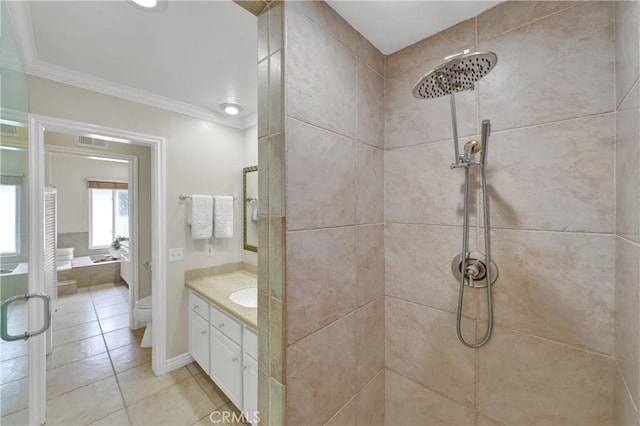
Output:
top-left (206, 244), bottom-right (215, 257)
top-left (168, 248), bottom-right (184, 262)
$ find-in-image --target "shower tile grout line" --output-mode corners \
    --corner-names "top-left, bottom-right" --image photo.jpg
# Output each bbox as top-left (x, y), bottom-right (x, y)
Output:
top-left (385, 294), bottom-right (616, 359)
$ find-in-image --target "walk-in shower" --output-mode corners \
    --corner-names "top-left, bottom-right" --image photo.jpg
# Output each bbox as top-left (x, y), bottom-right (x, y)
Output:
top-left (412, 50), bottom-right (499, 348)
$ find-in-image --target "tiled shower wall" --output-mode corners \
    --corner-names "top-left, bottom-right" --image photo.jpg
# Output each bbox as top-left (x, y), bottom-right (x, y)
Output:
top-left (280, 2), bottom-right (385, 425)
top-left (384, 2), bottom-right (616, 425)
top-left (614, 1), bottom-right (640, 425)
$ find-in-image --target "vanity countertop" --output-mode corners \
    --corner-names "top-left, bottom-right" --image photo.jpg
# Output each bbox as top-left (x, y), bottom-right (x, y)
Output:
top-left (185, 270), bottom-right (257, 329)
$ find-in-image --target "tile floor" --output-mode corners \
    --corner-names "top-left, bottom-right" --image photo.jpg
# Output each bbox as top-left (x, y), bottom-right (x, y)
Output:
top-left (1, 282), bottom-right (245, 425)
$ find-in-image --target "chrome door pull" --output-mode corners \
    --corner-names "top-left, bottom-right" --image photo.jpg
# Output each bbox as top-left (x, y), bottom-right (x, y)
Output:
top-left (1, 293), bottom-right (51, 342)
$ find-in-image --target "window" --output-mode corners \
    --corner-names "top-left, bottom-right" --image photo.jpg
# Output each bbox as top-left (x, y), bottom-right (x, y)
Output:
top-left (0, 182), bottom-right (20, 255)
top-left (88, 181), bottom-right (129, 249)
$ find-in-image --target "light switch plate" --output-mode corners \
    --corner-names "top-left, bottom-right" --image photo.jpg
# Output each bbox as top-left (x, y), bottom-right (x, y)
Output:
top-left (206, 244), bottom-right (215, 256)
top-left (168, 248), bottom-right (184, 262)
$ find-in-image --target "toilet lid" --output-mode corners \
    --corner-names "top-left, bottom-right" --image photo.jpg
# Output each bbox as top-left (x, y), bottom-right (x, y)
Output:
top-left (137, 295), bottom-right (152, 308)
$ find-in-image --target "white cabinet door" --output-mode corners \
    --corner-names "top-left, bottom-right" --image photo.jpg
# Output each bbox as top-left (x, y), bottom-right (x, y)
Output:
top-left (210, 326), bottom-right (242, 408)
top-left (188, 310), bottom-right (210, 375)
top-left (242, 354), bottom-right (258, 426)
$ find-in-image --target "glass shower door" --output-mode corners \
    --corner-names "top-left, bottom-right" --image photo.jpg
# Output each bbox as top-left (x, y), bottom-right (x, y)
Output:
top-left (0, 1), bottom-right (49, 424)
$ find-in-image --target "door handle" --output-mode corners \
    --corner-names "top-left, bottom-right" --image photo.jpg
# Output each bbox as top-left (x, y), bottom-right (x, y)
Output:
top-left (1, 293), bottom-right (51, 342)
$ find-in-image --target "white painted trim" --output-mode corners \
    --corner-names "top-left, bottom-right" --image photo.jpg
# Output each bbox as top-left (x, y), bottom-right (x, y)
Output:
top-left (44, 146), bottom-right (141, 330)
top-left (242, 113), bottom-right (258, 129)
top-left (30, 114), bottom-right (169, 385)
top-left (28, 116), bottom-right (46, 426)
top-left (165, 352), bottom-right (194, 372)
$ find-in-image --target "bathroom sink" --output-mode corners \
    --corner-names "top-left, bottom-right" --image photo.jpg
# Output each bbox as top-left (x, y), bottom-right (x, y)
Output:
top-left (228, 288), bottom-right (257, 308)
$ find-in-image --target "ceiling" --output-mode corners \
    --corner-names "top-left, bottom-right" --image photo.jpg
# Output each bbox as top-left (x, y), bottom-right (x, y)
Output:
top-left (7, 1), bottom-right (500, 129)
top-left (327, 1), bottom-right (500, 55)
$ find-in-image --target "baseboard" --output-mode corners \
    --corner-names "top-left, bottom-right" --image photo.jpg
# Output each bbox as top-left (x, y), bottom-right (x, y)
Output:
top-left (165, 352), bottom-right (194, 372)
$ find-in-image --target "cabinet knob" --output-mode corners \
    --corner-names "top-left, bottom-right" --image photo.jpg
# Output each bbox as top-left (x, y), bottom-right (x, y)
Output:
top-left (201, 330), bottom-right (206, 335)
top-left (194, 304), bottom-right (199, 309)
top-left (218, 323), bottom-right (225, 328)
top-left (232, 356), bottom-right (239, 362)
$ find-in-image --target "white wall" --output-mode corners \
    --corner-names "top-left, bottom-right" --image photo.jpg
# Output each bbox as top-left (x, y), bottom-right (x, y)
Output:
top-left (28, 75), bottom-right (249, 358)
top-left (48, 150), bottom-right (129, 233)
top-left (0, 147), bottom-right (28, 263)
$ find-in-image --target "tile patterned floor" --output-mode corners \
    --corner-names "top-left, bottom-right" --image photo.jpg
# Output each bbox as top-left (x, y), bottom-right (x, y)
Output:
top-left (1, 282), bottom-right (243, 425)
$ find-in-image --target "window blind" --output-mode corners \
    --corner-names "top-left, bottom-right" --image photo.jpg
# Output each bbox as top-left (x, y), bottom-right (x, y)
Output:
top-left (87, 180), bottom-right (128, 190)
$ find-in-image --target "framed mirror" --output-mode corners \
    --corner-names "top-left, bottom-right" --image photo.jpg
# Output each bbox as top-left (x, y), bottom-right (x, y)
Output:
top-left (243, 165), bottom-right (258, 252)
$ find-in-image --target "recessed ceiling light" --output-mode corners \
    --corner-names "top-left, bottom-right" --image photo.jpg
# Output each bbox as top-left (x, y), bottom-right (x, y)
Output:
top-left (132, 0), bottom-right (157, 8)
top-left (220, 102), bottom-right (244, 116)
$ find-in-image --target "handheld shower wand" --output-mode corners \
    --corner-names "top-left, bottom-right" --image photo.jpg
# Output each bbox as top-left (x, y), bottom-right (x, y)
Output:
top-left (412, 52), bottom-right (499, 348)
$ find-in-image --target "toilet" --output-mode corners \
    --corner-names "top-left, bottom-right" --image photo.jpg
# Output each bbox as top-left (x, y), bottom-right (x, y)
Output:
top-left (134, 295), bottom-right (152, 348)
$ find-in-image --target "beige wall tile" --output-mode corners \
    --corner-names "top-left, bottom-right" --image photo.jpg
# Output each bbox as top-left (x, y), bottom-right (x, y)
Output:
top-left (477, 1), bottom-right (579, 42)
top-left (257, 215), bottom-right (269, 294)
top-left (386, 18), bottom-right (476, 78)
top-left (614, 367), bottom-right (639, 426)
top-left (268, 216), bottom-right (285, 299)
top-left (478, 327), bottom-right (614, 425)
top-left (257, 369), bottom-right (270, 425)
top-left (385, 58), bottom-right (476, 149)
top-left (258, 59), bottom-right (268, 139)
top-left (289, 1), bottom-right (358, 54)
top-left (615, 0), bottom-right (640, 107)
top-left (268, 132), bottom-right (285, 216)
top-left (127, 378), bottom-right (216, 426)
top-left (356, 370), bottom-right (384, 426)
top-left (269, 378), bottom-right (285, 426)
top-left (483, 229), bottom-right (614, 354)
top-left (286, 227), bottom-right (357, 343)
top-left (258, 136), bottom-right (269, 214)
top-left (385, 369), bottom-right (475, 426)
top-left (285, 7), bottom-right (356, 138)
top-left (269, 296), bottom-right (285, 383)
top-left (268, 3), bottom-right (283, 55)
top-left (356, 224), bottom-right (384, 306)
top-left (285, 118), bottom-right (356, 230)
top-left (258, 291), bottom-right (270, 372)
top-left (385, 224), bottom-right (479, 318)
top-left (357, 34), bottom-right (384, 77)
top-left (615, 237), bottom-right (640, 407)
top-left (385, 141), bottom-right (479, 226)
top-left (479, 2), bottom-right (614, 132)
top-left (325, 397), bottom-right (356, 426)
top-left (356, 142), bottom-right (384, 224)
top-left (487, 114), bottom-right (615, 233)
top-left (286, 313), bottom-right (357, 426)
top-left (356, 299), bottom-right (384, 389)
top-left (616, 82), bottom-right (640, 244)
top-left (269, 50), bottom-right (283, 134)
top-left (357, 61), bottom-right (384, 149)
top-left (386, 298), bottom-right (476, 407)
top-left (257, 10), bottom-right (269, 63)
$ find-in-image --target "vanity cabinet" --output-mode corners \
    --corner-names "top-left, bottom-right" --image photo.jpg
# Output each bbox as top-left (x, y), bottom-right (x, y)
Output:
top-left (188, 292), bottom-right (210, 375)
top-left (187, 289), bottom-right (258, 424)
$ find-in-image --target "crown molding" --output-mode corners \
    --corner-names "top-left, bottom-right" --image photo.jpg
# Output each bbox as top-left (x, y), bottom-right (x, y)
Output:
top-left (5, 1), bottom-right (255, 130)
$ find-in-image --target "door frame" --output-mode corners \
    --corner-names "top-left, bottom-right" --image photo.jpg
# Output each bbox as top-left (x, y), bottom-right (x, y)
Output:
top-left (44, 146), bottom-right (140, 330)
top-left (28, 114), bottom-right (168, 422)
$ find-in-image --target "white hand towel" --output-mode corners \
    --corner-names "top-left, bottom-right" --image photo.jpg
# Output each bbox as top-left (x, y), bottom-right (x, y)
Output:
top-left (251, 202), bottom-right (258, 222)
top-left (214, 196), bottom-right (234, 238)
top-left (190, 195), bottom-right (213, 240)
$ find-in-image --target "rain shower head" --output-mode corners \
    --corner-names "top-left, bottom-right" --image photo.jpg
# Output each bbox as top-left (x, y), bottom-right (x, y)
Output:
top-left (412, 51), bottom-right (498, 99)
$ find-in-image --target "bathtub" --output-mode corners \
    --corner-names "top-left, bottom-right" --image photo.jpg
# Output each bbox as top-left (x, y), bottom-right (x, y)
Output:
top-left (57, 256), bottom-right (122, 288)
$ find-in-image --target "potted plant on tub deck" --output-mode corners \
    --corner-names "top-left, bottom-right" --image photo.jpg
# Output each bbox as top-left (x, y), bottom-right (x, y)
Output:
top-left (110, 236), bottom-right (129, 259)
